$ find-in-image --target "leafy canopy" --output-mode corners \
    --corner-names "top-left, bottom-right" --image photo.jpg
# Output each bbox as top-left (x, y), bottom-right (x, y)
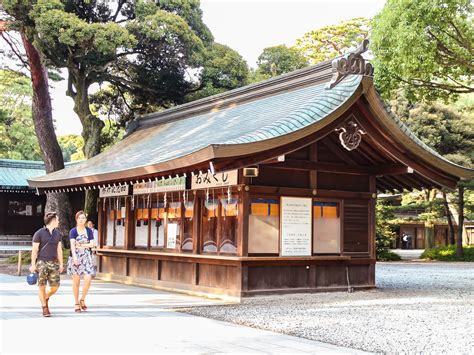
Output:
top-left (295, 17), bottom-right (370, 64)
top-left (371, 0), bottom-right (474, 101)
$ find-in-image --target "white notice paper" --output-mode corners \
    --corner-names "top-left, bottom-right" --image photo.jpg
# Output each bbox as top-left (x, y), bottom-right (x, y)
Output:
top-left (280, 197), bottom-right (312, 256)
top-left (167, 223), bottom-right (178, 249)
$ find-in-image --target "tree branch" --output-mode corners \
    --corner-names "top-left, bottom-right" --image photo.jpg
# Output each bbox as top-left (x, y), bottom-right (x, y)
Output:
top-left (111, 0), bottom-right (126, 22)
top-left (0, 32), bottom-right (30, 71)
top-left (100, 73), bottom-right (177, 96)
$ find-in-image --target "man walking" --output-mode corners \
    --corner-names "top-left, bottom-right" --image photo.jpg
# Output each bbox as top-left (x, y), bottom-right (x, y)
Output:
top-left (29, 212), bottom-right (64, 317)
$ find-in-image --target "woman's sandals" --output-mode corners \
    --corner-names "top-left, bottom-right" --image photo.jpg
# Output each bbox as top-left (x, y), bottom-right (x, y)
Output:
top-left (74, 303), bottom-right (81, 313)
top-left (80, 299), bottom-right (88, 311)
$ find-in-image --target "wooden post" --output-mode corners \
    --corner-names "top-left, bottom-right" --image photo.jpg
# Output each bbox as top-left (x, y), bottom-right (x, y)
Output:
top-left (369, 175), bottom-right (377, 259)
top-left (237, 185), bottom-right (249, 257)
top-left (125, 197), bottom-right (134, 250)
top-left (17, 250), bottom-right (22, 276)
top-left (309, 141), bottom-right (318, 189)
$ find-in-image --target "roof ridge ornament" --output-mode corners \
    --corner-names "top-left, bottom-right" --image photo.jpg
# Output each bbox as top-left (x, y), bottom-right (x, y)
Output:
top-left (326, 39), bottom-right (374, 90)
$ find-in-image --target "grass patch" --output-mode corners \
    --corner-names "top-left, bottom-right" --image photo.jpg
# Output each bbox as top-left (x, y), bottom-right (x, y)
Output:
top-left (377, 250), bottom-right (402, 261)
top-left (7, 249), bottom-right (70, 265)
top-left (421, 245), bottom-right (474, 261)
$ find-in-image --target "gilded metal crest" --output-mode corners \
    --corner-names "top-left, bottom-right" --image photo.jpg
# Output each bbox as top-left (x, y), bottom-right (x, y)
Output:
top-left (326, 39), bottom-right (374, 90)
top-left (335, 120), bottom-right (366, 151)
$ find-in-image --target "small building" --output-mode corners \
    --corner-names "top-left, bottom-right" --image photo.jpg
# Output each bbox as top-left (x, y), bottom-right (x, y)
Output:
top-left (380, 193), bottom-right (474, 249)
top-left (0, 159), bottom-right (46, 237)
top-left (0, 159), bottom-right (84, 238)
top-left (28, 42), bottom-right (474, 299)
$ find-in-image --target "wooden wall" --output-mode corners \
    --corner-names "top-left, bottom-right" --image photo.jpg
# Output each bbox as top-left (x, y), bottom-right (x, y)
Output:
top-left (96, 137), bottom-right (377, 298)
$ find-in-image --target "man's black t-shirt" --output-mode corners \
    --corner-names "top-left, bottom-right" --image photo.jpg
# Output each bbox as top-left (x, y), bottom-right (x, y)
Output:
top-left (32, 227), bottom-right (62, 261)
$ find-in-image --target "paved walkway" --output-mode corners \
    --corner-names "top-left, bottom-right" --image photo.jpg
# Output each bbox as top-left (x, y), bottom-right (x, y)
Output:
top-left (0, 274), bottom-right (368, 354)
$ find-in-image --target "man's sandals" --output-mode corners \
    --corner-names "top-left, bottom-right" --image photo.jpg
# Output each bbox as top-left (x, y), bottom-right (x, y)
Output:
top-left (42, 305), bottom-right (50, 317)
top-left (42, 298), bottom-right (51, 317)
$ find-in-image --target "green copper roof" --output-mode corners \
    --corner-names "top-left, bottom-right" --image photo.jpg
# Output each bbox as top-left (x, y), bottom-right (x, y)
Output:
top-left (0, 160), bottom-right (45, 189)
top-left (28, 74), bottom-right (362, 185)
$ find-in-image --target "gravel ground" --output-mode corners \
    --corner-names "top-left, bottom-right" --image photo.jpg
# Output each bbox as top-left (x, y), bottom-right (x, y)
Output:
top-left (181, 262), bottom-right (474, 354)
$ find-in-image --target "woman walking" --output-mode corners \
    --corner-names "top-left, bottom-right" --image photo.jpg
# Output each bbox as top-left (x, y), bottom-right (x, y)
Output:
top-left (67, 211), bottom-right (96, 312)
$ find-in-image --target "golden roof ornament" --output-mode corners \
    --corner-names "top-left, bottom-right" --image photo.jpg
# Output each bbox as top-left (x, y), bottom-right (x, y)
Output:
top-left (326, 39), bottom-right (374, 90)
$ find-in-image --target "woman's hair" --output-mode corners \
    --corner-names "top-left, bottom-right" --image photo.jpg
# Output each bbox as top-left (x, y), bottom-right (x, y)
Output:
top-left (75, 210), bottom-right (87, 221)
top-left (44, 212), bottom-right (57, 225)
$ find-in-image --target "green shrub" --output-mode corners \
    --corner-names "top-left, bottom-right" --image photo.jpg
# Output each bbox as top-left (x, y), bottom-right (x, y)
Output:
top-left (421, 245), bottom-right (474, 261)
top-left (7, 251), bottom-right (31, 264)
top-left (7, 249), bottom-right (70, 265)
top-left (377, 250), bottom-right (402, 261)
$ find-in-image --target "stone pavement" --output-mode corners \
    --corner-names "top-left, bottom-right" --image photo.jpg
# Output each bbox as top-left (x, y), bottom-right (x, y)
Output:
top-left (0, 274), bottom-right (368, 354)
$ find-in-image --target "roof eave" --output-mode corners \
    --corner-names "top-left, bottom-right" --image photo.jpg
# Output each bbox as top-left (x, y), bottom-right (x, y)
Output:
top-left (363, 83), bottom-right (474, 181)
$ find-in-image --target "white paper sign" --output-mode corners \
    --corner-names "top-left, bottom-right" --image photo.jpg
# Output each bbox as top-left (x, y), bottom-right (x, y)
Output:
top-left (280, 197), bottom-right (312, 256)
top-left (99, 185), bottom-right (129, 198)
top-left (133, 176), bottom-right (186, 195)
top-left (167, 223), bottom-right (178, 249)
top-left (191, 170), bottom-right (238, 189)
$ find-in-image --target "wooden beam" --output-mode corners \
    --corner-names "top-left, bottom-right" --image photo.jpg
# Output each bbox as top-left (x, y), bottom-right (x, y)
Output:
top-left (264, 159), bottom-right (411, 176)
top-left (309, 142), bottom-right (318, 189)
top-left (375, 165), bottom-right (413, 176)
top-left (247, 185), bottom-right (373, 199)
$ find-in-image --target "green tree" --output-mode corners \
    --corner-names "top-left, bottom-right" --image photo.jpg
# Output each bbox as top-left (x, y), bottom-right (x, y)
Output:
top-left (0, 69), bottom-right (41, 160)
top-left (391, 94), bottom-right (474, 254)
top-left (186, 43), bottom-right (249, 101)
top-left (251, 44), bottom-right (308, 82)
top-left (390, 96), bottom-right (474, 166)
top-left (295, 17), bottom-right (370, 64)
top-left (371, 0), bottom-right (474, 102)
top-left (375, 199), bottom-right (400, 261)
top-left (1, 0), bottom-right (217, 221)
top-left (57, 134), bottom-right (84, 162)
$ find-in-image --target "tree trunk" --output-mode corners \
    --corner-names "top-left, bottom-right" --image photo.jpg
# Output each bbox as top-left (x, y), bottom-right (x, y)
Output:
top-left (456, 185), bottom-right (464, 258)
top-left (21, 34), bottom-right (73, 241)
top-left (68, 70), bottom-right (104, 224)
top-left (424, 222), bottom-right (434, 249)
top-left (442, 190), bottom-right (456, 245)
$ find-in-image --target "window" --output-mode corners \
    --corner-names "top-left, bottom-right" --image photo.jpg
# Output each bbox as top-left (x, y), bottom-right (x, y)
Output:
top-left (202, 199), bottom-right (218, 253)
top-left (313, 201), bottom-right (341, 253)
top-left (150, 203), bottom-right (165, 248)
top-left (104, 198), bottom-right (126, 247)
top-left (219, 197), bottom-right (238, 254)
top-left (105, 205), bottom-right (115, 246)
top-left (8, 200), bottom-right (43, 216)
top-left (134, 204), bottom-right (149, 248)
top-left (249, 198), bottom-right (279, 254)
top-left (115, 204), bottom-right (126, 247)
top-left (182, 201), bottom-right (194, 251)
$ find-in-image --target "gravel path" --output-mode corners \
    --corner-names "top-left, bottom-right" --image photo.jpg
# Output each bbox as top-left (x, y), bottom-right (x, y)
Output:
top-left (181, 262), bottom-right (474, 353)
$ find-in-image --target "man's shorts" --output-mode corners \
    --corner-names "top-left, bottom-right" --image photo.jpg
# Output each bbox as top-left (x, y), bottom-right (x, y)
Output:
top-left (36, 260), bottom-right (60, 287)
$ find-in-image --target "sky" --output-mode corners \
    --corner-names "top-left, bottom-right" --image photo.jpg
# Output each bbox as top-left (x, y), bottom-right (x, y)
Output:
top-left (47, 0), bottom-right (386, 136)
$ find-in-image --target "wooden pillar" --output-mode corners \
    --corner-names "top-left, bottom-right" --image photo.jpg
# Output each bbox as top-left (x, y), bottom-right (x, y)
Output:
top-left (369, 175), bottom-right (377, 259)
top-left (192, 193), bottom-right (201, 254)
top-left (0, 193), bottom-right (7, 235)
top-left (237, 186), bottom-right (249, 257)
top-left (125, 197), bottom-right (134, 250)
top-left (97, 199), bottom-right (103, 248)
top-left (309, 141), bottom-right (318, 189)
